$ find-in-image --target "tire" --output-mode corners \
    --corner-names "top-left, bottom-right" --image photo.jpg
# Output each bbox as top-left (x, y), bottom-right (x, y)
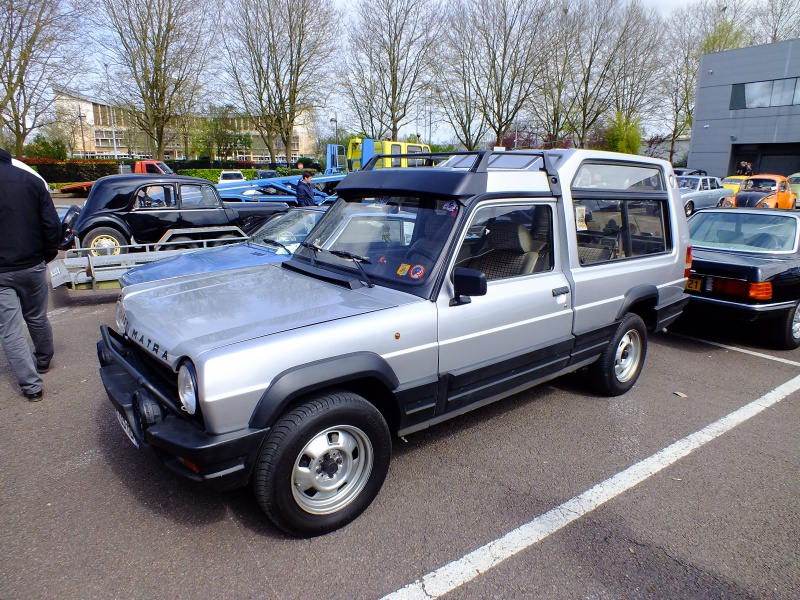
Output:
top-left (252, 391), bottom-right (391, 537)
top-left (772, 303), bottom-right (800, 350)
top-left (82, 227), bottom-right (128, 256)
top-left (588, 313), bottom-right (648, 396)
top-left (212, 233), bottom-right (243, 247)
top-left (684, 201), bottom-right (694, 217)
top-left (161, 235), bottom-right (195, 250)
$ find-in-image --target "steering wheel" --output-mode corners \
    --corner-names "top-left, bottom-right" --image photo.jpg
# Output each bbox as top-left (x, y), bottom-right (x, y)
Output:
top-left (276, 231), bottom-right (297, 244)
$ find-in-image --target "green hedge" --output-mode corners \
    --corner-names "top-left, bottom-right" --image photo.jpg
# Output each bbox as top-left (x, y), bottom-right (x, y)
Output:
top-left (20, 158), bottom-right (119, 183)
top-left (176, 167), bottom-right (305, 180)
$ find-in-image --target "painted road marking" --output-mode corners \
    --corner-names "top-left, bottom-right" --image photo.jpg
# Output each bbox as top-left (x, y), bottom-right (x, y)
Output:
top-left (671, 332), bottom-right (800, 367)
top-left (381, 373), bottom-right (800, 600)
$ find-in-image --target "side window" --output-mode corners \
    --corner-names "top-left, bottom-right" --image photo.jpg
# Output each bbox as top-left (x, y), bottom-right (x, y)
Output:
top-left (134, 185), bottom-right (173, 209)
top-left (701, 179), bottom-right (710, 190)
top-left (574, 199), bottom-right (667, 264)
top-left (391, 144), bottom-right (401, 167)
top-left (454, 204), bottom-right (554, 282)
top-left (180, 184), bottom-right (220, 209)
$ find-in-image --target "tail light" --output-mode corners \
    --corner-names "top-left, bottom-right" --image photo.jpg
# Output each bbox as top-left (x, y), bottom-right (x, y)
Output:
top-left (684, 246), bottom-right (692, 278)
top-left (710, 278), bottom-right (772, 300)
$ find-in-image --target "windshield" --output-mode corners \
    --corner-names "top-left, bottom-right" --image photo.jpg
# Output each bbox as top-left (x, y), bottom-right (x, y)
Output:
top-left (250, 209), bottom-right (324, 253)
top-left (689, 211), bottom-right (797, 252)
top-left (294, 196), bottom-right (460, 286)
top-left (677, 177), bottom-right (699, 191)
top-left (741, 178), bottom-right (776, 191)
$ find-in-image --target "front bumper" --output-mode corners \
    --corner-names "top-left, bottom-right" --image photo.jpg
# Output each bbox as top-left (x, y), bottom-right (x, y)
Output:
top-left (97, 325), bottom-right (269, 490)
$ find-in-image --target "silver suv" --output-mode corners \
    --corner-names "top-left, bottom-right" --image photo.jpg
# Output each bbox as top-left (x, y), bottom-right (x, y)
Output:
top-left (98, 149), bottom-right (691, 536)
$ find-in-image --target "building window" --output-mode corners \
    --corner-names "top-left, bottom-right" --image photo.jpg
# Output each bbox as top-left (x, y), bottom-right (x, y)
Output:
top-left (730, 78), bottom-right (799, 109)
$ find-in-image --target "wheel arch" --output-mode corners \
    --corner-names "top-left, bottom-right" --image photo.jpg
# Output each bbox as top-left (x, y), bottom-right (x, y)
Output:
top-left (77, 217), bottom-right (133, 243)
top-left (616, 285), bottom-right (659, 331)
top-left (249, 352), bottom-right (402, 433)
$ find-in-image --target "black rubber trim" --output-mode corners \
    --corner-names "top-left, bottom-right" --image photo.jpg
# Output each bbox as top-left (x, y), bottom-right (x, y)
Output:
top-left (249, 352), bottom-right (400, 429)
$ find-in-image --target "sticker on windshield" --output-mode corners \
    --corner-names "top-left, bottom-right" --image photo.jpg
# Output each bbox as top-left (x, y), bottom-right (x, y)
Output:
top-left (409, 265), bottom-right (426, 279)
top-left (443, 201), bottom-right (458, 214)
top-left (397, 263), bottom-right (410, 276)
top-left (373, 196), bottom-right (389, 205)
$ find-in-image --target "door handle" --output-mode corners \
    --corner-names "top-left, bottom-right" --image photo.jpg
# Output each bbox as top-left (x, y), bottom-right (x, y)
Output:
top-left (552, 286), bottom-right (570, 297)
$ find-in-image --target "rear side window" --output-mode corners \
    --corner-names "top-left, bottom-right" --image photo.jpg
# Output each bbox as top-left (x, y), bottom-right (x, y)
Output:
top-left (134, 185), bottom-right (174, 209)
top-left (572, 162), bottom-right (669, 265)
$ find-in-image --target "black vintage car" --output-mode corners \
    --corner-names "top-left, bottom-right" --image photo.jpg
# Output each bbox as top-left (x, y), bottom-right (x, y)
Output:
top-left (67, 174), bottom-right (289, 255)
top-left (684, 208), bottom-right (800, 349)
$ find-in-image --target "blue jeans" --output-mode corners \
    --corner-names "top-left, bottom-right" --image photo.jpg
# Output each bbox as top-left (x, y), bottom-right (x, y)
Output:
top-left (0, 263), bottom-right (53, 395)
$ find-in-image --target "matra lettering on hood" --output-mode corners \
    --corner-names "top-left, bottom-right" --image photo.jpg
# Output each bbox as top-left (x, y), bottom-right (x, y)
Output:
top-left (128, 327), bottom-right (169, 361)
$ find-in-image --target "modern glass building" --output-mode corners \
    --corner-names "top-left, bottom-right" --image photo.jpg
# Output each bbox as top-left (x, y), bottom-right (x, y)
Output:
top-left (688, 38), bottom-right (800, 178)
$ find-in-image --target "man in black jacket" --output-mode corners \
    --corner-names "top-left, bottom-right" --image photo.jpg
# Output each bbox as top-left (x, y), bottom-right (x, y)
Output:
top-left (0, 148), bottom-right (61, 401)
top-left (295, 169), bottom-right (316, 206)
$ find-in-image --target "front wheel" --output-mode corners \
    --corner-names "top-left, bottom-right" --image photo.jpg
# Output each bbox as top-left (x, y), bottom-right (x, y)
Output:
top-left (588, 313), bottom-right (648, 396)
top-left (772, 303), bottom-right (800, 350)
top-left (684, 201), bottom-right (694, 217)
top-left (252, 391), bottom-right (391, 537)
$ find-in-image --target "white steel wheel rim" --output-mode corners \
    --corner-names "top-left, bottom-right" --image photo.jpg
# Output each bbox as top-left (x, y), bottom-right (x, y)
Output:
top-left (614, 329), bottom-right (642, 382)
top-left (792, 307), bottom-right (800, 340)
top-left (291, 425), bottom-right (374, 515)
top-left (90, 235), bottom-right (121, 255)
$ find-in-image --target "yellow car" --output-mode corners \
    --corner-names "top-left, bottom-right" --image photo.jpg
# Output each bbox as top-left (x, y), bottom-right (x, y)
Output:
top-left (721, 175), bottom-right (748, 194)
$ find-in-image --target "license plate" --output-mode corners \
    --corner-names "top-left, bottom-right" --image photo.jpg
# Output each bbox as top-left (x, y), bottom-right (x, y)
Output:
top-left (686, 277), bottom-right (703, 291)
top-left (116, 410), bottom-right (140, 448)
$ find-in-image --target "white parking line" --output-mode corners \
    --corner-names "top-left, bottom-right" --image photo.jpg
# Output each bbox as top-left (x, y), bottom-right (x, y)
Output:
top-left (670, 332), bottom-right (800, 367)
top-left (381, 374), bottom-right (800, 600)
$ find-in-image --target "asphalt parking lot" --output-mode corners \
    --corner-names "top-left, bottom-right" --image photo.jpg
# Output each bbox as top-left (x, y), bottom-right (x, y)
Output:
top-left (1, 288), bottom-right (798, 599)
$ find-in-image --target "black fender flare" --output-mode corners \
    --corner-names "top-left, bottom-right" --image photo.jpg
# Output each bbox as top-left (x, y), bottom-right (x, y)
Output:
top-left (616, 285), bottom-right (659, 323)
top-left (77, 216), bottom-right (133, 244)
top-left (249, 352), bottom-right (400, 429)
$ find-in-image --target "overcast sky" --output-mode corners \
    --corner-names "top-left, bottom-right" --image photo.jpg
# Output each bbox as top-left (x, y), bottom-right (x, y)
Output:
top-left (641, 0), bottom-right (692, 15)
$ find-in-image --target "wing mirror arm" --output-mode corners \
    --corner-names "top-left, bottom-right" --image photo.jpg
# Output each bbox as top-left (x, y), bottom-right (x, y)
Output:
top-left (450, 267), bottom-right (487, 306)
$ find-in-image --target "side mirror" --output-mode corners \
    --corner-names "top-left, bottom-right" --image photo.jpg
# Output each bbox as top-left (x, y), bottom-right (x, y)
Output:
top-left (450, 267), bottom-right (487, 306)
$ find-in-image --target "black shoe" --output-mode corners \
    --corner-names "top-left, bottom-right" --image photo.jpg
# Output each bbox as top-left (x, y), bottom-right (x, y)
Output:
top-left (36, 360), bottom-right (51, 374)
top-left (24, 389), bottom-right (43, 402)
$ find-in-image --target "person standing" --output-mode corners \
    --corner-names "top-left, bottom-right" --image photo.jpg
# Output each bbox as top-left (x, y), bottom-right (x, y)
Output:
top-left (295, 169), bottom-right (316, 206)
top-left (0, 148), bottom-right (61, 401)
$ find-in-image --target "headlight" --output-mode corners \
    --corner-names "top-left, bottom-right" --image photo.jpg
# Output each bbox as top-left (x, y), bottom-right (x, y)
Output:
top-left (723, 199), bottom-right (733, 207)
top-left (115, 298), bottom-right (126, 334)
top-left (177, 362), bottom-right (198, 415)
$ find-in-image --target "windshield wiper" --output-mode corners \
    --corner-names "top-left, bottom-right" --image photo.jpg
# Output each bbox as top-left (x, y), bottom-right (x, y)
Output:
top-left (329, 249), bottom-right (374, 287)
top-left (300, 240), bottom-right (322, 266)
top-left (259, 237), bottom-right (292, 253)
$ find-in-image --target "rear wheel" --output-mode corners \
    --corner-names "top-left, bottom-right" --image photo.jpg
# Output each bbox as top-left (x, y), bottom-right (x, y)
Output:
top-left (252, 391), bottom-right (391, 537)
top-left (82, 227), bottom-right (128, 256)
top-left (588, 313), bottom-right (647, 396)
top-left (772, 303), bottom-right (800, 350)
top-left (162, 236), bottom-right (195, 250)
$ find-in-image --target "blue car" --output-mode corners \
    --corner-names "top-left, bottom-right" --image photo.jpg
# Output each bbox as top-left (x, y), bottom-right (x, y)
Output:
top-left (120, 206), bottom-right (327, 286)
top-left (216, 173), bottom-right (346, 203)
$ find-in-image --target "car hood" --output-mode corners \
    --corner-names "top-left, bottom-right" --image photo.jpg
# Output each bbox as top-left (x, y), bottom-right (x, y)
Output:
top-left (734, 191), bottom-right (770, 207)
top-left (120, 263), bottom-right (400, 366)
top-left (120, 242), bottom-right (288, 286)
top-left (690, 246), bottom-right (789, 281)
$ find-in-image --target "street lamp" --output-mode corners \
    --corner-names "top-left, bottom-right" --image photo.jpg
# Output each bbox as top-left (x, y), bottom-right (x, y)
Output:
top-left (329, 115), bottom-right (338, 147)
top-left (103, 63), bottom-right (119, 159)
top-left (77, 109), bottom-right (87, 158)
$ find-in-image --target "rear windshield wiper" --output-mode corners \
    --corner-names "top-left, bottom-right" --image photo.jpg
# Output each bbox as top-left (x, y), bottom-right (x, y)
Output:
top-left (329, 249), bottom-right (374, 288)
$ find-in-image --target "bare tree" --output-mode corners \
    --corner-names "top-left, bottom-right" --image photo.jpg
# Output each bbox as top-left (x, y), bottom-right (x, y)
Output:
top-left (435, 2), bottom-right (490, 150)
top-left (563, 0), bottom-right (632, 148)
top-left (460, 0), bottom-right (548, 147)
top-left (344, 0), bottom-right (441, 139)
top-left (223, 0), bottom-right (338, 163)
top-left (0, 0), bottom-right (81, 156)
top-left (607, 1), bottom-right (664, 124)
top-left (749, 0), bottom-right (800, 43)
top-left (95, 0), bottom-right (213, 159)
top-left (695, 0), bottom-right (752, 53)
